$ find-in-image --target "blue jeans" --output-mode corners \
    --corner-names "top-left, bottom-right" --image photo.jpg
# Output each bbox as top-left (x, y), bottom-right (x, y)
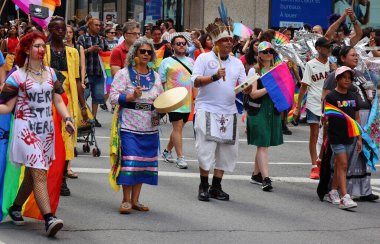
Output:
top-left (85, 75), bottom-right (105, 104)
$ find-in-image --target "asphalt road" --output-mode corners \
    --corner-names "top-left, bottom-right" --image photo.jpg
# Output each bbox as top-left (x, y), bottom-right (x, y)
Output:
top-left (0, 109), bottom-right (379, 244)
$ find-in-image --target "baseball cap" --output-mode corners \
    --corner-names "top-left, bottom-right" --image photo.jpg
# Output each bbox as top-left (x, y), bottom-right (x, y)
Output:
top-left (335, 66), bottom-right (354, 79)
top-left (315, 37), bottom-right (332, 48)
top-left (258, 41), bottom-right (273, 52)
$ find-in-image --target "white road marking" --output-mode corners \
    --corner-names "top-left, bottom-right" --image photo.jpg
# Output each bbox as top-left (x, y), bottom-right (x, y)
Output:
top-left (95, 136), bottom-right (308, 143)
top-left (71, 167), bottom-right (380, 185)
top-left (76, 155), bottom-right (379, 168)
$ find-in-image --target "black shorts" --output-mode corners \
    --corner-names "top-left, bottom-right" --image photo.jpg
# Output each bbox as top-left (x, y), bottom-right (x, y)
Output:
top-left (168, 112), bottom-right (190, 123)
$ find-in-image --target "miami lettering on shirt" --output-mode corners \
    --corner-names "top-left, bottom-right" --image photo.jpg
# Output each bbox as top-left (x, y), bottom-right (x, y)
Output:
top-left (337, 100), bottom-right (356, 108)
top-left (311, 71), bottom-right (329, 82)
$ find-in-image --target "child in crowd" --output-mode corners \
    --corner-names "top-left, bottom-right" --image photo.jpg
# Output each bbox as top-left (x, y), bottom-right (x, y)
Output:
top-left (324, 66), bottom-right (362, 210)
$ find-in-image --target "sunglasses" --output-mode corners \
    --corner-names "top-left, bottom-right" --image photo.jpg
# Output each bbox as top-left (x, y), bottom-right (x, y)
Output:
top-left (219, 37), bottom-right (233, 43)
top-left (260, 49), bottom-right (274, 55)
top-left (175, 42), bottom-right (187, 46)
top-left (139, 49), bottom-right (153, 55)
top-left (50, 27), bottom-right (66, 32)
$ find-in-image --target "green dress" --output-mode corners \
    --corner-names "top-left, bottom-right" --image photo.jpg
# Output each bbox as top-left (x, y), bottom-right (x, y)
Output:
top-left (246, 75), bottom-right (283, 147)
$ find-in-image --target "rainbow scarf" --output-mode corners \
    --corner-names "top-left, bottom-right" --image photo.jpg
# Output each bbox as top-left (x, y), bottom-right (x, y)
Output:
top-left (260, 62), bottom-right (295, 112)
top-left (324, 102), bottom-right (362, 137)
top-left (99, 51), bottom-right (112, 93)
top-left (12, 0), bottom-right (61, 28)
top-left (0, 109), bottom-right (65, 221)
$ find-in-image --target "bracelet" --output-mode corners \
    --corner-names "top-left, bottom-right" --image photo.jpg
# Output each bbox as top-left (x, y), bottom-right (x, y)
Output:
top-left (211, 74), bottom-right (219, 82)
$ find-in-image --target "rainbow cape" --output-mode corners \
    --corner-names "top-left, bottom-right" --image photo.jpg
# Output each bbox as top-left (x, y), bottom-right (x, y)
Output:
top-left (260, 62), bottom-right (295, 112)
top-left (99, 51), bottom-right (112, 93)
top-left (12, 0), bottom-right (61, 28)
top-left (0, 109), bottom-right (65, 221)
top-left (324, 102), bottom-right (362, 137)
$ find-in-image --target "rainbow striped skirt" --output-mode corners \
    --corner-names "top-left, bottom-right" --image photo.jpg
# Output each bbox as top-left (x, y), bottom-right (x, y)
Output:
top-left (117, 131), bottom-right (159, 186)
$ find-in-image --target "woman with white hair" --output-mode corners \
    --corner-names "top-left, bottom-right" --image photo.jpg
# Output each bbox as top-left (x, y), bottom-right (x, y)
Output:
top-left (109, 37), bottom-right (164, 214)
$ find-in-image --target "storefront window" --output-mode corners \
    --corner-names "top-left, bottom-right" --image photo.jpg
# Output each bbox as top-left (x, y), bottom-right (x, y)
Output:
top-left (76, 0), bottom-right (89, 20)
top-left (145, 0), bottom-right (163, 25)
top-left (163, 0), bottom-right (183, 30)
top-left (128, 0), bottom-right (145, 27)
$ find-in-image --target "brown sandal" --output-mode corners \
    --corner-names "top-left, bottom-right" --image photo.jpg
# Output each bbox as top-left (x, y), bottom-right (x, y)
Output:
top-left (67, 169), bottom-right (78, 179)
top-left (119, 202), bottom-right (132, 214)
top-left (132, 202), bottom-right (149, 212)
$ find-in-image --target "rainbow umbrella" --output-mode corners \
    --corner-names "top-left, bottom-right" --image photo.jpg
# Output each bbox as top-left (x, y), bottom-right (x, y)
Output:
top-left (233, 22), bottom-right (253, 38)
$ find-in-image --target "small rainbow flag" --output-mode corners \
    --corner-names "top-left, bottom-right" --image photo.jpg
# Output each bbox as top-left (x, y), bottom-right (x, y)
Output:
top-left (99, 51), bottom-right (112, 93)
top-left (152, 45), bottom-right (166, 72)
top-left (12, 0), bottom-right (61, 28)
top-left (324, 102), bottom-right (362, 137)
top-left (260, 62), bottom-right (295, 112)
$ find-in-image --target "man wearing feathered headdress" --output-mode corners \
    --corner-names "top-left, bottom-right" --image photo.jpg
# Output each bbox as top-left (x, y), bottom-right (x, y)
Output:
top-left (191, 1), bottom-right (247, 202)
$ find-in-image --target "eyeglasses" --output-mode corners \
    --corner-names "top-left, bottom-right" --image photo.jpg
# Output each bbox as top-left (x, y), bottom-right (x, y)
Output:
top-left (33, 44), bottom-right (46, 49)
top-left (127, 32), bottom-right (141, 36)
top-left (260, 49), bottom-right (274, 55)
top-left (175, 42), bottom-right (187, 46)
top-left (139, 49), bottom-right (153, 55)
top-left (218, 37), bottom-right (233, 43)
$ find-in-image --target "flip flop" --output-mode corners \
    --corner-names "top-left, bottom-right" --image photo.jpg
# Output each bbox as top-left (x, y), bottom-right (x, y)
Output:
top-left (67, 169), bottom-right (78, 179)
top-left (132, 202), bottom-right (149, 212)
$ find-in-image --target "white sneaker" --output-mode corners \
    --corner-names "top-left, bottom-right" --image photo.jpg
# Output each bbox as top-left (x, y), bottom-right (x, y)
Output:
top-left (162, 150), bottom-right (174, 163)
top-left (324, 190), bottom-right (340, 205)
top-left (176, 156), bottom-right (188, 169)
top-left (339, 194), bottom-right (358, 210)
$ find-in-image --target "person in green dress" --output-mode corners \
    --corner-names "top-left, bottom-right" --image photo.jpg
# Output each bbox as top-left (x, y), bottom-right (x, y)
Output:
top-left (245, 41), bottom-right (283, 192)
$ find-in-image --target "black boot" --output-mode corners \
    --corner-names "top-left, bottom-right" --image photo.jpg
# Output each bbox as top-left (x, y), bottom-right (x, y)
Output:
top-left (282, 120), bottom-right (292, 135)
top-left (60, 177), bottom-right (71, 196)
top-left (209, 185), bottom-right (230, 201)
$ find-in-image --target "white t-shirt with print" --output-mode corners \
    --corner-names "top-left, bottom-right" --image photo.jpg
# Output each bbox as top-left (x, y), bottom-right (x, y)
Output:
top-left (302, 58), bottom-right (330, 116)
top-left (191, 51), bottom-right (246, 114)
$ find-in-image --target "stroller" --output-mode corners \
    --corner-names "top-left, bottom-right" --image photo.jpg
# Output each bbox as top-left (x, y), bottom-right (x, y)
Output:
top-left (74, 105), bottom-right (101, 157)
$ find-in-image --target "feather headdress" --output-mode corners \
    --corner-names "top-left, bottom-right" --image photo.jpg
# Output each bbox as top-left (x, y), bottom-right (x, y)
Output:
top-left (206, 0), bottom-right (234, 42)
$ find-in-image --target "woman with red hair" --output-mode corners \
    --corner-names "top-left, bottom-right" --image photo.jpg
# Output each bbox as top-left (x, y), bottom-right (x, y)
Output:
top-left (0, 31), bottom-right (74, 237)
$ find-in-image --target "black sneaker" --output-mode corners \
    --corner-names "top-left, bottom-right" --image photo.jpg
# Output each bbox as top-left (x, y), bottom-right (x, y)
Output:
top-left (359, 193), bottom-right (379, 202)
top-left (198, 184), bottom-right (210, 202)
top-left (94, 119), bottom-right (102, 127)
top-left (250, 172), bottom-right (263, 185)
top-left (262, 177), bottom-right (273, 192)
top-left (209, 186), bottom-right (230, 201)
top-left (100, 103), bottom-right (108, 111)
top-left (9, 206), bottom-right (25, 226)
top-left (282, 124), bottom-right (292, 135)
top-left (60, 178), bottom-right (71, 196)
top-left (45, 216), bottom-right (64, 237)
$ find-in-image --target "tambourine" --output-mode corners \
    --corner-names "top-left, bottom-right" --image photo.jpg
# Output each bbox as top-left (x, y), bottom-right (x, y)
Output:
top-left (234, 73), bottom-right (261, 94)
top-left (154, 87), bottom-right (189, 113)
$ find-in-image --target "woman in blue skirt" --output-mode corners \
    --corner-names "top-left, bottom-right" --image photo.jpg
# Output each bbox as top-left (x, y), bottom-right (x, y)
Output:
top-left (110, 37), bottom-right (163, 214)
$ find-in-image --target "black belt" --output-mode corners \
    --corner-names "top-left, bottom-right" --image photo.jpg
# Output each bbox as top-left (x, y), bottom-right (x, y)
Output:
top-left (124, 102), bottom-right (155, 111)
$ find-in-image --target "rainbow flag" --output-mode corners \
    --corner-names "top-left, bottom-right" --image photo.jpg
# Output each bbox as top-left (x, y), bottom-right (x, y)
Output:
top-left (260, 62), bottom-right (295, 112)
top-left (0, 107), bottom-right (65, 221)
top-left (324, 102), bottom-right (362, 138)
top-left (152, 45), bottom-right (166, 72)
top-left (287, 93), bottom-right (307, 123)
top-left (12, 0), bottom-right (61, 28)
top-left (99, 51), bottom-right (112, 93)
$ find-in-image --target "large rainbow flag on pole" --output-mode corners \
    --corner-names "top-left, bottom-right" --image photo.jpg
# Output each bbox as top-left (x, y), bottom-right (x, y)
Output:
top-left (99, 51), bottom-right (112, 93)
top-left (12, 0), bottom-right (61, 28)
top-left (260, 62), bottom-right (295, 112)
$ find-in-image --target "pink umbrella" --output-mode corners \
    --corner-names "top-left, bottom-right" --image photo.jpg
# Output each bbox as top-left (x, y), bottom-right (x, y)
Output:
top-left (233, 22), bottom-right (253, 38)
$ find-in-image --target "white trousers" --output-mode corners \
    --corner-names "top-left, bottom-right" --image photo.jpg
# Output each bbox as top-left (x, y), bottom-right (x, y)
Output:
top-left (194, 110), bottom-right (238, 172)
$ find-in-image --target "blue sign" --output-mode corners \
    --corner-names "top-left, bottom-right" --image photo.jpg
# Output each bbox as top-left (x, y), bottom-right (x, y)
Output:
top-left (271, 0), bottom-right (333, 29)
top-left (145, 0), bottom-right (162, 24)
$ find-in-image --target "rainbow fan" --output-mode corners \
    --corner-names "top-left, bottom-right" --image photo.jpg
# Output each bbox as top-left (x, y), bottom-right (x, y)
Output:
top-left (273, 31), bottom-right (290, 45)
top-left (324, 102), bottom-right (362, 137)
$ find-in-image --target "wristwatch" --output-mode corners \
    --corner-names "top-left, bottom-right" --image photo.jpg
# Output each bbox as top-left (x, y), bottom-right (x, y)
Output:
top-left (212, 73), bottom-right (219, 82)
top-left (65, 117), bottom-right (74, 123)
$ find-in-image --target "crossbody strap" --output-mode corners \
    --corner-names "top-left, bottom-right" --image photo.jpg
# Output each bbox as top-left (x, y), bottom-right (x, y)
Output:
top-left (171, 56), bottom-right (192, 75)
